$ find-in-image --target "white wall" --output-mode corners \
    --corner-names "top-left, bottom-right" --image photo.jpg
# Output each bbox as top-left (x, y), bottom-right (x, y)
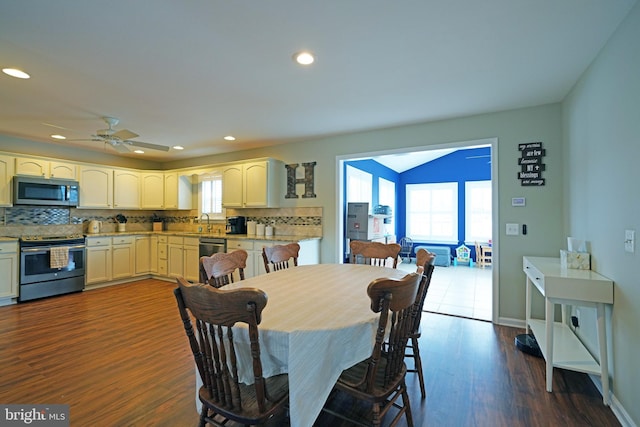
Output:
top-left (563, 2), bottom-right (640, 425)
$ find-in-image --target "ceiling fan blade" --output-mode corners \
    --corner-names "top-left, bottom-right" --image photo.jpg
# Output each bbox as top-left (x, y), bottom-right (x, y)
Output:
top-left (127, 140), bottom-right (171, 152)
top-left (112, 129), bottom-right (139, 140)
top-left (112, 143), bottom-right (131, 153)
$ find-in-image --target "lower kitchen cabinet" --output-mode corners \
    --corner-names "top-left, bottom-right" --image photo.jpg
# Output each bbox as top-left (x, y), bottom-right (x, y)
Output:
top-left (86, 237), bottom-right (112, 284)
top-left (112, 236), bottom-right (135, 279)
top-left (135, 235), bottom-right (151, 275)
top-left (0, 241), bottom-right (18, 302)
top-left (167, 236), bottom-right (199, 282)
top-left (157, 235), bottom-right (168, 276)
top-left (226, 238), bottom-right (320, 279)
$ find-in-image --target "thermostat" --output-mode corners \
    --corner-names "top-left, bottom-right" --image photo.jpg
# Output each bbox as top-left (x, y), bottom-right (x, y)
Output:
top-left (512, 197), bottom-right (526, 207)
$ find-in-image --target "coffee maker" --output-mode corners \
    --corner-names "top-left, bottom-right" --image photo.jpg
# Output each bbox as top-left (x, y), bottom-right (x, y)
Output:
top-left (225, 216), bottom-right (247, 234)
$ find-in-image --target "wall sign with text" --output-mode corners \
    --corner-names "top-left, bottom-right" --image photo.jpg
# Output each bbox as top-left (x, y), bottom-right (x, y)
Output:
top-left (518, 142), bottom-right (546, 186)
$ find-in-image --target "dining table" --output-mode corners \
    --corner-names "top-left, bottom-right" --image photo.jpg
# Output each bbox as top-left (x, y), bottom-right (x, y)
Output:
top-left (193, 263), bottom-right (409, 427)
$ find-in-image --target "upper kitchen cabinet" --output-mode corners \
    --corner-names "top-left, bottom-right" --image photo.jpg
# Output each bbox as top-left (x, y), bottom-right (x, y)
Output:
top-left (141, 172), bottom-right (164, 209)
top-left (15, 157), bottom-right (77, 179)
top-left (0, 155), bottom-right (15, 206)
top-left (164, 171), bottom-right (193, 210)
top-left (79, 165), bottom-right (113, 208)
top-left (113, 169), bottom-right (141, 209)
top-left (222, 158), bottom-right (283, 208)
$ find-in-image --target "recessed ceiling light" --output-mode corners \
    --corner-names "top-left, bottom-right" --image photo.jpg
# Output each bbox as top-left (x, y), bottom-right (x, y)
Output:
top-left (51, 134), bottom-right (66, 140)
top-left (2, 68), bottom-right (30, 79)
top-left (293, 51), bottom-right (315, 65)
top-left (134, 149), bottom-right (144, 154)
top-left (172, 145), bottom-right (184, 150)
top-left (224, 135), bottom-right (236, 141)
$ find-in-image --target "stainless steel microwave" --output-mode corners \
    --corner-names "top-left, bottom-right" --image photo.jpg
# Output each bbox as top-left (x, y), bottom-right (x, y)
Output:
top-left (13, 176), bottom-right (79, 206)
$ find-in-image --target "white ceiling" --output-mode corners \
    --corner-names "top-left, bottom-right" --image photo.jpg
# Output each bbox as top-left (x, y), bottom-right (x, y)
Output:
top-left (0, 1), bottom-right (636, 162)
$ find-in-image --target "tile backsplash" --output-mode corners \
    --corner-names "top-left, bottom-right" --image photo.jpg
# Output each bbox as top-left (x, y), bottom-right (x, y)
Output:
top-left (0, 206), bottom-right (323, 238)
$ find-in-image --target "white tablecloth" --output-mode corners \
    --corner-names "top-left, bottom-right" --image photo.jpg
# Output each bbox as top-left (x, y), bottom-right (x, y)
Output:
top-left (195, 263), bottom-right (406, 427)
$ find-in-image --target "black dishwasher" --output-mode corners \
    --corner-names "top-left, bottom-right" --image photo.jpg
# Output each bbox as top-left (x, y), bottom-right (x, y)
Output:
top-left (199, 237), bottom-right (227, 257)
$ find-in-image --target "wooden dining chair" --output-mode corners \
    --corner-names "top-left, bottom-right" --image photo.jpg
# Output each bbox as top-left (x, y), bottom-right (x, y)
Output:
top-left (475, 241), bottom-right (492, 268)
top-left (407, 248), bottom-right (436, 399)
top-left (321, 272), bottom-right (421, 427)
top-left (199, 250), bottom-right (248, 287)
top-left (261, 242), bottom-right (300, 273)
top-left (174, 277), bottom-right (289, 427)
top-left (350, 240), bottom-right (401, 268)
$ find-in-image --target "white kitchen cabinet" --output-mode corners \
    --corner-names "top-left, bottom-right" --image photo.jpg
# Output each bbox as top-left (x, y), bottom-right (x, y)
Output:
top-left (157, 235), bottom-right (168, 276)
top-left (86, 237), bottom-right (112, 284)
top-left (15, 157), bottom-right (77, 179)
top-left (0, 241), bottom-right (18, 301)
top-left (226, 239), bottom-right (258, 278)
top-left (113, 169), bottom-right (141, 209)
top-left (183, 237), bottom-right (199, 282)
top-left (141, 172), bottom-right (164, 209)
top-left (149, 235), bottom-right (158, 274)
top-left (222, 158), bottom-right (283, 208)
top-left (167, 236), bottom-right (199, 281)
top-left (112, 236), bottom-right (135, 279)
top-left (79, 165), bottom-right (113, 208)
top-left (0, 155), bottom-right (14, 206)
top-left (134, 235), bottom-right (151, 275)
top-left (164, 172), bottom-right (193, 210)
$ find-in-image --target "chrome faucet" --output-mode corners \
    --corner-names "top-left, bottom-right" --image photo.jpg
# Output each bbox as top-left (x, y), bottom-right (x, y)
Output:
top-left (200, 213), bottom-right (211, 233)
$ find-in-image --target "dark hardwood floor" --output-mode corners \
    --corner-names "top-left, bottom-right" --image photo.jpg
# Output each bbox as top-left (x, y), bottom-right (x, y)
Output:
top-left (0, 279), bottom-right (620, 426)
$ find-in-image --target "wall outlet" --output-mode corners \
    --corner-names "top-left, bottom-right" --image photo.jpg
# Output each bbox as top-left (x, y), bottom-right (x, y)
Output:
top-left (506, 223), bottom-right (519, 236)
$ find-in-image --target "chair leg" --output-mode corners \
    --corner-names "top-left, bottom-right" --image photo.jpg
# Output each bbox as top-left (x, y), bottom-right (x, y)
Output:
top-left (372, 402), bottom-right (382, 427)
top-left (411, 336), bottom-right (426, 399)
top-left (401, 381), bottom-right (414, 427)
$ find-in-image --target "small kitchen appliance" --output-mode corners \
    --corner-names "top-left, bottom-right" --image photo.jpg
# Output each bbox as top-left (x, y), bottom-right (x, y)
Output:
top-left (225, 216), bottom-right (247, 234)
top-left (88, 220), bottom-right (102, 234)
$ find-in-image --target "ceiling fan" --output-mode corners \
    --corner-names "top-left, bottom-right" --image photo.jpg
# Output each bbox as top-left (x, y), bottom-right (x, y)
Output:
top-left (78, 117), bottom-right (170, 153)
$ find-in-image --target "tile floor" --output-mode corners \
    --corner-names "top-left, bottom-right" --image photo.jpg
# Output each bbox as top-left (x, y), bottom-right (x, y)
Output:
top-left (398, 259), bottom-right (493, 321)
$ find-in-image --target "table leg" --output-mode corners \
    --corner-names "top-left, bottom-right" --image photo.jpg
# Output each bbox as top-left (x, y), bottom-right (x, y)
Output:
top-left (596, 303), bottom-right (610, 405)
top-left (545, 297), bottom-right (554, 392)
top-left (525, 278), bottom-right (531, 335)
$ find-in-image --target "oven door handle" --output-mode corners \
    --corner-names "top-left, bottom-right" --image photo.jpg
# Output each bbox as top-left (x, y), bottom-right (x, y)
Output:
top-left (21, 245), bottom-right (86, 253)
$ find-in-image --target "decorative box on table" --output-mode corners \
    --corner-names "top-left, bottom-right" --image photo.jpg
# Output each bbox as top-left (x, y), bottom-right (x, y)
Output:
top-left (560, 250), bottom-right (591, 270)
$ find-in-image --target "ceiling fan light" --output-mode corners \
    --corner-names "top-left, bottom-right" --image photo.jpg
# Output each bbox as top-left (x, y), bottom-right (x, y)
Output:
top-left (224, 135), bottom-right (236, 141)
top-left (51, 134), bottom-right (66, 140)
top-left (2, 68), bottom-right (30, 79)
top-left (134, 149), bottom-right (144, 154)
top-left (172, 145), bottom-right (184, 150)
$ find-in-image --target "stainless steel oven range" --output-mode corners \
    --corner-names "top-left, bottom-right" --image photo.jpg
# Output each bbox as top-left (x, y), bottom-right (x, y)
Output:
top-left (19, 234), bottom-right (86, 302)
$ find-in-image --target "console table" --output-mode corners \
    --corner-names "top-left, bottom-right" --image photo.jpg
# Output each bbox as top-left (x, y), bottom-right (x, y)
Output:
top-left (523, 256), bottom-right (614, 405)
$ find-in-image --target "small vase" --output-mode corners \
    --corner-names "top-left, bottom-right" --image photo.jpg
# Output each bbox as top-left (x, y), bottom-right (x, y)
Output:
top-left (117, 223), bottom-right (126, 232)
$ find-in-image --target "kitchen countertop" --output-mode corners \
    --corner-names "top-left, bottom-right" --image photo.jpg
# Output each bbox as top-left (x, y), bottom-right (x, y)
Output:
top-left (84, 231), bottom-right (321, 242)
top-left (0, 236), bottom-right (19, 242)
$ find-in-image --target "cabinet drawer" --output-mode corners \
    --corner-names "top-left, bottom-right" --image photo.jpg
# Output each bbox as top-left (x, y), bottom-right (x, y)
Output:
top-left (523, 258), bottom-right (544, 292)
top-left (227, 240), bottom-right (254, 250)
top-left (86, 238), bottom-right (110, 247)
top-left (158, 260), bottom-right (167, 275)
top-left (158, 235), bottom-right (168, 244)
top-left (168, 236), bottom-right (184, 245)
top-left (0, 241), bottom-right (18, 253)
top-left (112, 236), bottom-right (135, 245)
top-left (184, 237), bottom-right (199, 247)
top-left (158, 245), bottom-right (168, 259)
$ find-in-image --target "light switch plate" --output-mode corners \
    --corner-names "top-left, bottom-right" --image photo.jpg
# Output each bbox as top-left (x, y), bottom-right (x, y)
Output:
top-left (506, 223), bottom-right (519, 236)
top-left (625, 229), bottom-right (635, 253)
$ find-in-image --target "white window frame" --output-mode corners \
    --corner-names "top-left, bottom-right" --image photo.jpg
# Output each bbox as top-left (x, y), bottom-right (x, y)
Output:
top-left (406, 182), bottom-right (458, 243)
top-left (464, 180), bottom-right (492, 243)
top-left (346, 165), bottom-right (372, 212)
top-left (198, 172), bottom-right (225, 220)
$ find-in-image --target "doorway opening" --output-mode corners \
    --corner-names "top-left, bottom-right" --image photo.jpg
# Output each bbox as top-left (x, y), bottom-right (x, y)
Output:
top-left (336, 137), bottom-right (498, 322)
